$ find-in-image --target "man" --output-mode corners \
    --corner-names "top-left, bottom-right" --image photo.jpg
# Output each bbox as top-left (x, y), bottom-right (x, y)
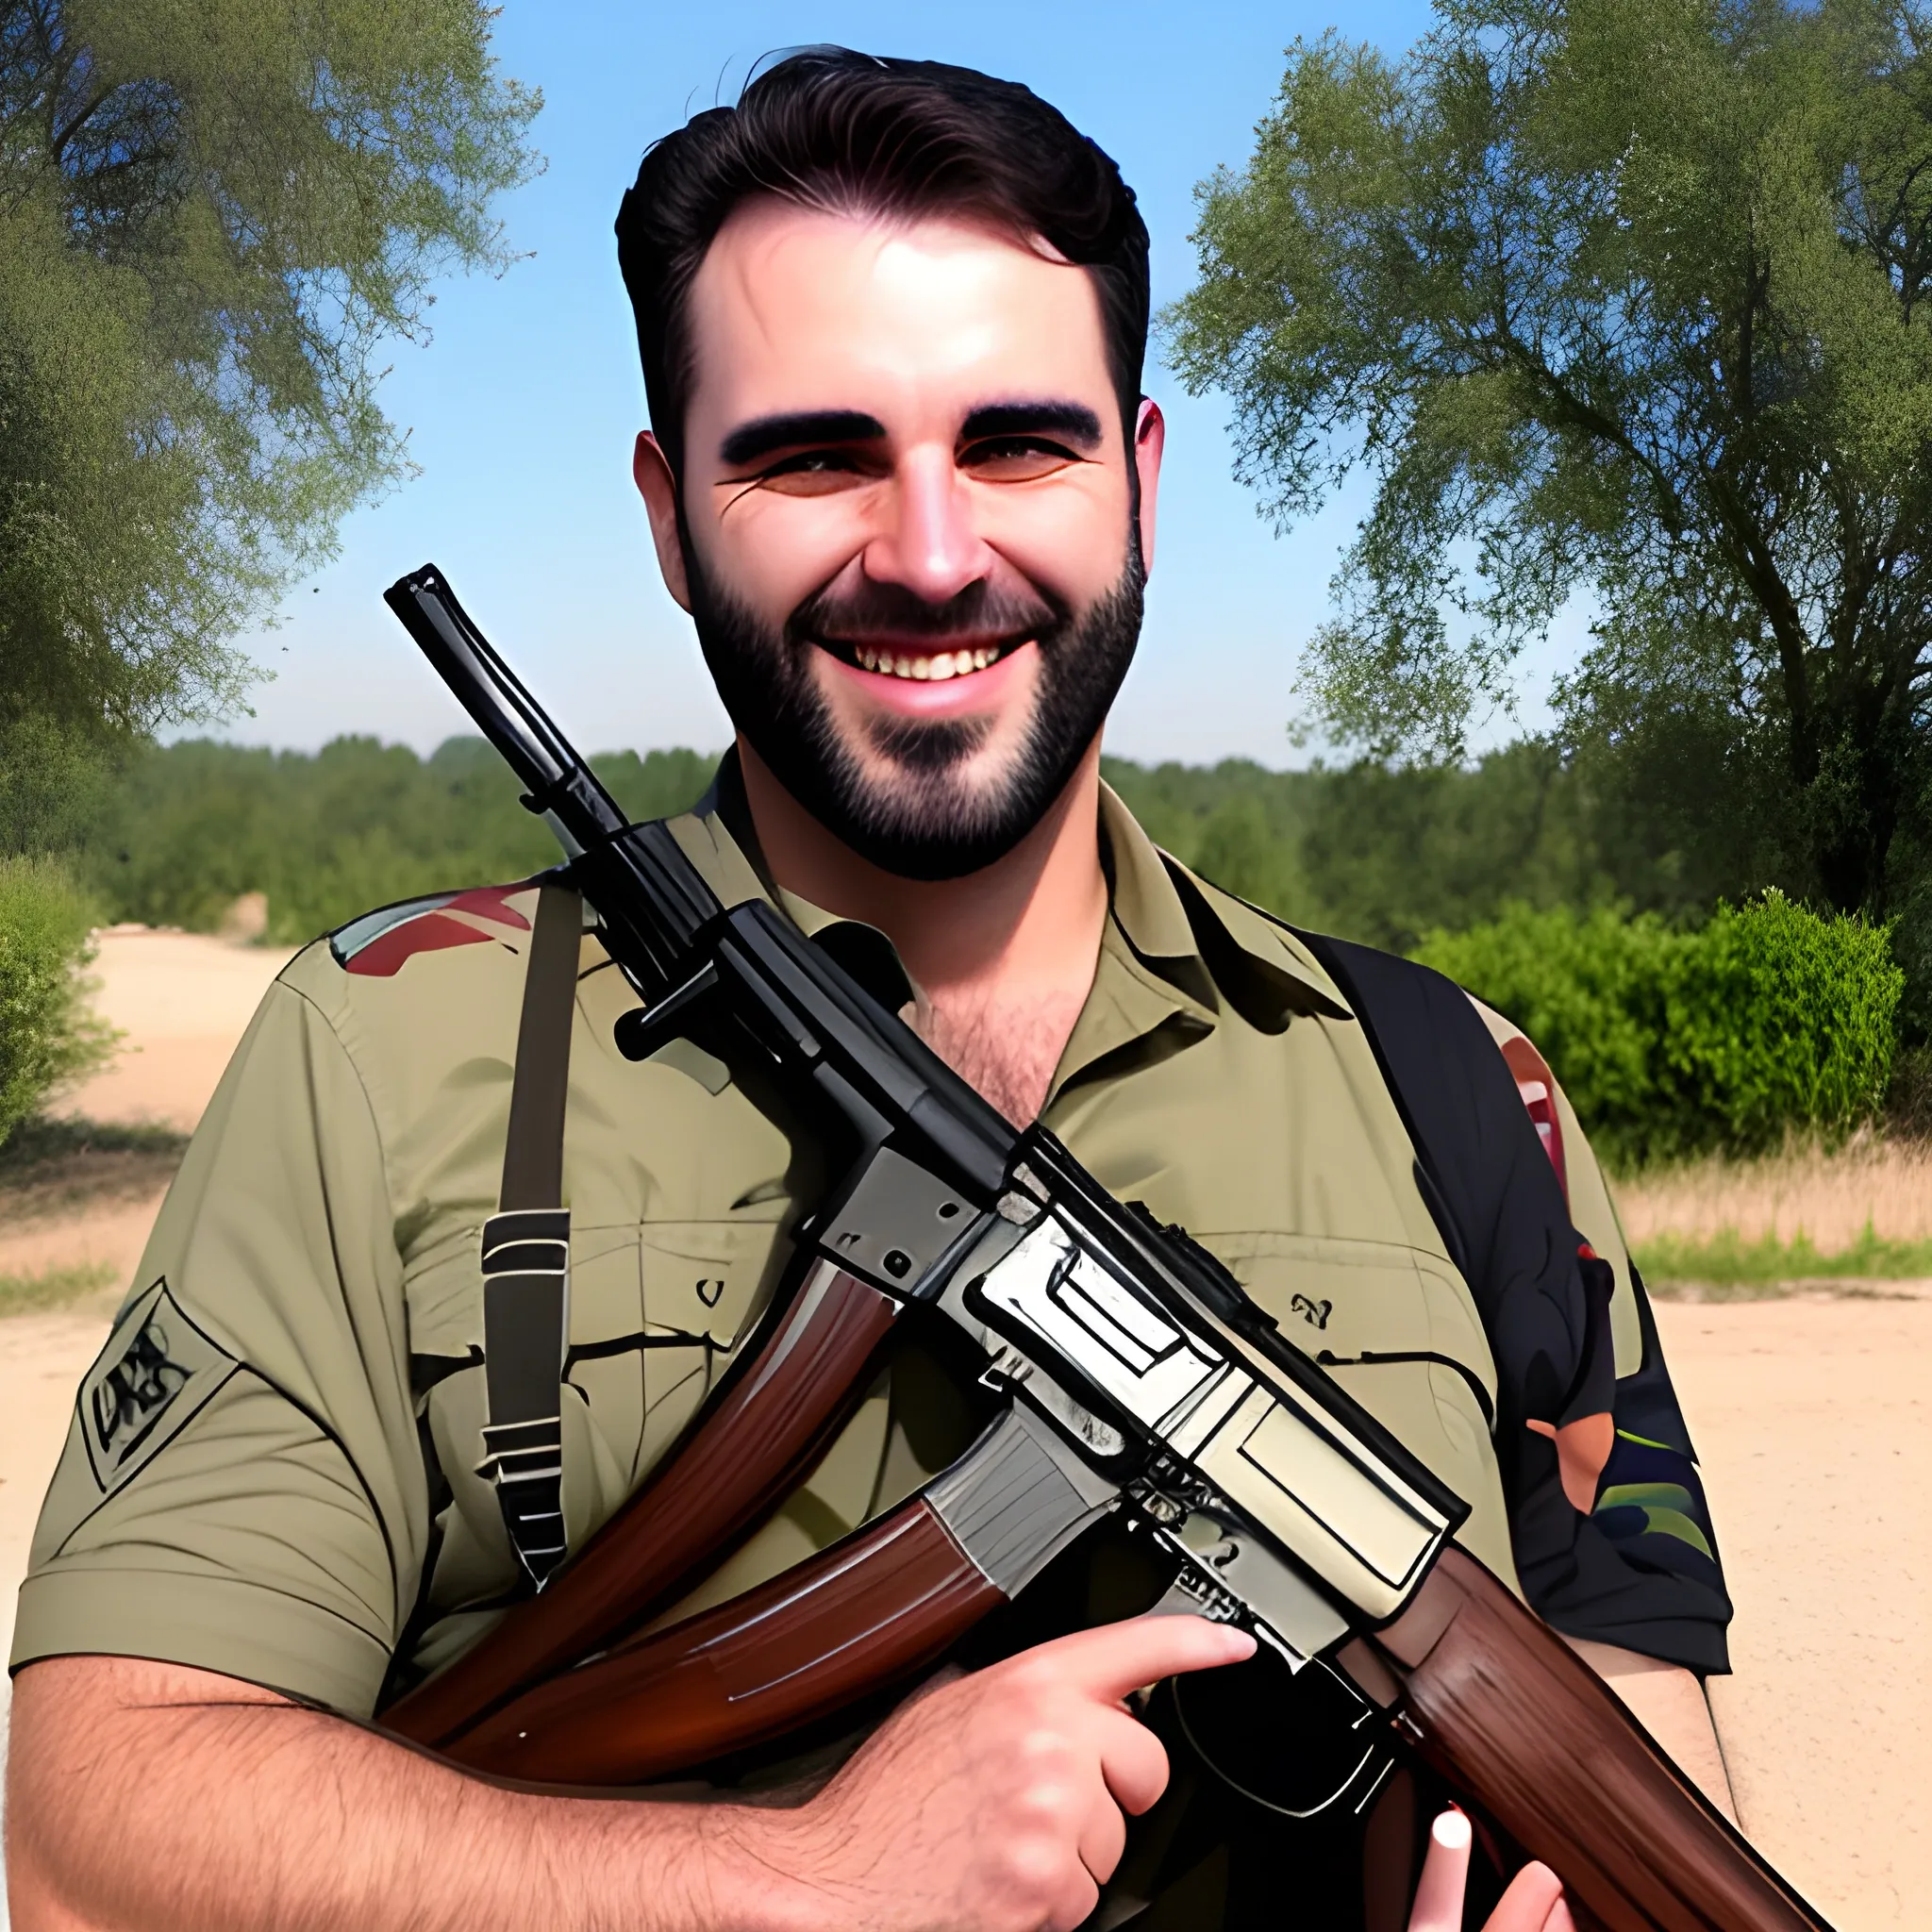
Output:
top-left (8, 50), bottom-right (1730, 1931)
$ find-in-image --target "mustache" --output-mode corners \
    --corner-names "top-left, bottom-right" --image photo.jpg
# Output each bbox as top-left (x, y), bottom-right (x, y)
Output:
top-left (788, 575), bottom-right (1064, 645)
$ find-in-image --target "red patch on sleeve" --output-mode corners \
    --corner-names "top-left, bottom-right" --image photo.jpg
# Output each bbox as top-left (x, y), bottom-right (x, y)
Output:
top-left (343, 911), bottom-right (497, 976)
top-left (441, 886), bottom-right (532, 930)
top-left (336, 883), bottom-right (539, 976)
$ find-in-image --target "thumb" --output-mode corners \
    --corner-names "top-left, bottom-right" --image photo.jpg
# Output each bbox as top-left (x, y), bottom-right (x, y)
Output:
top-left (1486, 1859), bottom-right (1569, 1932)
top-left (1407, 1807), bottom-right (1472, 1931)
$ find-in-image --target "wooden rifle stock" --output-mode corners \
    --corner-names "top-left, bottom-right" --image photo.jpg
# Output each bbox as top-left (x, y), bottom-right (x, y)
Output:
top-left (384, 1261), bottom-right (897, 1749)
top-left (1348, 1546), bottom-right (1830, 1932)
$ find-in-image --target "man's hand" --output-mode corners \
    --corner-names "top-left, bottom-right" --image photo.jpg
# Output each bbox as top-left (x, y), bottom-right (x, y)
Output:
top-left (769, 1615), bottom-right (1256, 1932)
top-left (1408, 1808), bottom-right (1574, 1932)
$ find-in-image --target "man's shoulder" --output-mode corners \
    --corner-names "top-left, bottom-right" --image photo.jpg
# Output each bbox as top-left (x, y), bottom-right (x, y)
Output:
top-left (278, 879), bottom-right (555, 1008)
top-left (272, 877), bottom-right (587, 1091)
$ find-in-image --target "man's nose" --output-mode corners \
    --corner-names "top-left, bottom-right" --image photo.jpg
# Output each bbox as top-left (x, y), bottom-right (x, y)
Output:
top-left (860, 446), bottom-right (991, 605)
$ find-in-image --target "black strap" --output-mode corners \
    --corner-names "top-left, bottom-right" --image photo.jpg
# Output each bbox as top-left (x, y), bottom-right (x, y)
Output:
top-left (477, 877), bottom-right (581, 1591)
top-left (1290, 929), bottom-right (1612, 1431)
top-left (1292, 929), bottom-right (1730, 1670)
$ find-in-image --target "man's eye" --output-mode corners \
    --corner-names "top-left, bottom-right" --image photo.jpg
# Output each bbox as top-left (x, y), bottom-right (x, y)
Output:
top-left (960, 437), bottom-right (1083, 480)
top-left (744, 451), bottom-right (873, 497)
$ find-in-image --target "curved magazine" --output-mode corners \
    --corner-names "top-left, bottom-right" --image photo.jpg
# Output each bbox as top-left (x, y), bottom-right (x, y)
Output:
top-left (439, 1494), bottom-right (998, 1784)
top-left (384, 1260), bottom-right (898, 1748)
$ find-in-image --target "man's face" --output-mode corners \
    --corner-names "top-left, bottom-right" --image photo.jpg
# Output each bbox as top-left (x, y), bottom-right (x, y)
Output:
top-left (635, 201), bottom-right (1162, 879)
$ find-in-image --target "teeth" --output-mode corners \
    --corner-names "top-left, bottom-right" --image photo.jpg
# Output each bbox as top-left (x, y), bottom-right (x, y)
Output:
top-left (846, 644), bottom-right (1001, 679)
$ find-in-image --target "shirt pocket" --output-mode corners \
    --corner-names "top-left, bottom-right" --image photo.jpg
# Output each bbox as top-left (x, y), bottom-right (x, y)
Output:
top-left (1191, 1230), bottom-right (1506, 1557)
top-left (565, 1217), bottom-right (784, 1494)
top-left (401, 1215), bottom-right (783, 1594)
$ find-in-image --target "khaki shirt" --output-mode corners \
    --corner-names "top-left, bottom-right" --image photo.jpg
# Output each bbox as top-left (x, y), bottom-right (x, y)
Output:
top-left (14, 787), bottom-right (1521, 1716)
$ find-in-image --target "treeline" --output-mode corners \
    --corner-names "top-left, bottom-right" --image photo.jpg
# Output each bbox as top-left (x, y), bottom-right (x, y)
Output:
top-left (78, 737), bottom-right (717, 945)
top-left (19, 733), bottom-right (1912, 1166)
top-left (72, 734), bottom-right (1707, 955)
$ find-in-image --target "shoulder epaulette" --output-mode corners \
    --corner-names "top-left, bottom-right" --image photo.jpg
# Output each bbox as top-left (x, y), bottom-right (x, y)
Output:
top-left (327, 883), bottom-right (536, 977)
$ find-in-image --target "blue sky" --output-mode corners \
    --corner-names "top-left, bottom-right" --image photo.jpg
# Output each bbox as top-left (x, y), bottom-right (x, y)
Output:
top-left (212, 0), bottom-right (1572, 766)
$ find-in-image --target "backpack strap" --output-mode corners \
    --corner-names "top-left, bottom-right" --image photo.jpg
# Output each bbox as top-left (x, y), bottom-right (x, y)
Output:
top-left (1290, 929), bottom-right (1615, 1436)
top-left (476, 876), bottom-right (582, 1591)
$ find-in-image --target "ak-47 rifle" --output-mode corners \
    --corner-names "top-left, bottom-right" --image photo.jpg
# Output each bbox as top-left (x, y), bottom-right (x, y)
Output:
top-left (378, 565), bottom-right (1829, 1932)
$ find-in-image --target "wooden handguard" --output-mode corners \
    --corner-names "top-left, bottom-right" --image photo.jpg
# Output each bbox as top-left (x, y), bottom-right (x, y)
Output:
top-left (433, 1494), bottom-right (999, 1783)
top-left (385, 1261), bottom-right (898, 1748)
top-left (1353, 1546), bottom-right (1830, 1932)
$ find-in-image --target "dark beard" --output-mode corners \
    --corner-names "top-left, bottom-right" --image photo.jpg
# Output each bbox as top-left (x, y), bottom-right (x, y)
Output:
top-left (685, 544), bottom-right (1144, 881)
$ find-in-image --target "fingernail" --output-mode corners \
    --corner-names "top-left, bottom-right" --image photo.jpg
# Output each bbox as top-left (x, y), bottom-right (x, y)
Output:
top-left (1431, 1808), bottom-right (1473, 1851)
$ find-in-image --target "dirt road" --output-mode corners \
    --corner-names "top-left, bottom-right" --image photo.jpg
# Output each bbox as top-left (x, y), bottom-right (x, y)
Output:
top-left (59, 924), bottom-right (296, 1133)
top-left (0, 930), bottom-right (1924, 1926)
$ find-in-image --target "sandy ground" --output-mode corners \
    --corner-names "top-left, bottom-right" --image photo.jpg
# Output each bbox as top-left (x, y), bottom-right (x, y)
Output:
top-left (58, 924), bottom-right (296, 1134)
top-left (1, 930), bottom-right (1926, 1927)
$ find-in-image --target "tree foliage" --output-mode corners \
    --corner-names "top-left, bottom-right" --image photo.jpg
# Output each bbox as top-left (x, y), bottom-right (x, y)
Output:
top-left (1167, 0), bottom-right (1932, 916)
top-left (0, 0), bottom-right (539, 756)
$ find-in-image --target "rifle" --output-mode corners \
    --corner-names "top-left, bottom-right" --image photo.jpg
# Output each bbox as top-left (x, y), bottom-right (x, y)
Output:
top-left (379, 565), bottom-right (1829, 1932)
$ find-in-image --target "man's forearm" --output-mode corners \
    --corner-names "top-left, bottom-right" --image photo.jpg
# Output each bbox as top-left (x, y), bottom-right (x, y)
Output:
top-left (6, 1657), bottom-right (821, 1932)
top-left (1569, 1639), bottom-right (1738, 1824)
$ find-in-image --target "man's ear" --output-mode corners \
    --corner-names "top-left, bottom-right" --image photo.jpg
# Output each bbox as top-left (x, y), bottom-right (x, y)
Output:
top-left (632, 431), bottom-right (691, 612)
top-left (1132, 398), bottom-right (1165, 575)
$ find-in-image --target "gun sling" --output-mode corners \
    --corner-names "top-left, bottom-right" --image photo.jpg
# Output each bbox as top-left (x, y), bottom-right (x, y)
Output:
top-left (475, 876), bottom-right (582, 1591)
top-left (386, 880), bottom-right (907, 1744)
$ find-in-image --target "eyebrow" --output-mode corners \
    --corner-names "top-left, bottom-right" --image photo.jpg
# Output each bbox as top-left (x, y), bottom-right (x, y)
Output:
top-left (718, 410), bottom-right (887, 467)
top-left (959, 400), bottom-right (1105, 448)
top-left (717, 399), bottom-right (1108, 469)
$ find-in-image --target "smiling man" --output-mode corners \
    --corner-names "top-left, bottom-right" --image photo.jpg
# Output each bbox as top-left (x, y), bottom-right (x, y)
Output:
top-left (8, 50), bottom-right (1729, 1932)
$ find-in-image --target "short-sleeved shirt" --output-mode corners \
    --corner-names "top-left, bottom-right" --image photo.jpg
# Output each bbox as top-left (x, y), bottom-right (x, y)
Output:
top-left (11, 781), bottom-right (1726, 1714)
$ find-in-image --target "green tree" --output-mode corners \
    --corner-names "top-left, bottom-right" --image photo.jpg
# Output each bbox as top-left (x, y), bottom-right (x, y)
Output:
top-left (1415, 894), bottom-right (1900, 1161)
top-left (1166, 0), bottom-right (1932, 920)
top-left (0, 0), bottom-right (540, 762)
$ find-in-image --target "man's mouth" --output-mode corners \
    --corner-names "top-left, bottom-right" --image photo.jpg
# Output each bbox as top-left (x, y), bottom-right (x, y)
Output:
top-left (815, 637), bottom-right (1023, 683)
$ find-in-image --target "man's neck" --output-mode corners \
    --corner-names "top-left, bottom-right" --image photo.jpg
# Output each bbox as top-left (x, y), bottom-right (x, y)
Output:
top-left (736, 740), bottom-right (1110, 1124)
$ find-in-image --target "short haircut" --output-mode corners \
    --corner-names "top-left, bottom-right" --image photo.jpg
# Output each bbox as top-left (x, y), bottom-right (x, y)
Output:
top-left (615, 48), bottom-right (1150, 475)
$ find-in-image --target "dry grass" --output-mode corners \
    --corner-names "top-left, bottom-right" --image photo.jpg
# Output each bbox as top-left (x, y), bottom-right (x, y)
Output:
top-left (0, 1259), bottom-right (118, 1318)
top-left (1614, 1131), bottom-right (1932, 1251)
top-left (0, 1115), bottom-right (188, 1227)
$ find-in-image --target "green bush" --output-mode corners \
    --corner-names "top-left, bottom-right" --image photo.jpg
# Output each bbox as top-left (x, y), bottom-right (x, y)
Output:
top-left (0, 857), bottom-right (112, 1151)
top-left (1668, 891), bottom-right (1900, 1150)
top-left (1414, 895), bottom-right (1902, 1164)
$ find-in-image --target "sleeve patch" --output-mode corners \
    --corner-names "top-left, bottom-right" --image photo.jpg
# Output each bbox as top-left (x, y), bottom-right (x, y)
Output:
top-left (328, 885), bottom-right (534, 977)
top-left (79, 1280), bottom-right (242, 1492)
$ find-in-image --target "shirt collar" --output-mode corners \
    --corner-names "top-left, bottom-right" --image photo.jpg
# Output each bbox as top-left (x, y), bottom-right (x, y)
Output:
top-left (1096, 782), bottom-right (1353, 1031)
top-left (672, 750), bottom-right (1351, 1045)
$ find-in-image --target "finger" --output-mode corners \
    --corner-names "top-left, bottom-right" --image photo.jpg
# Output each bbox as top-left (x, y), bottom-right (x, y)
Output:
top-left (1089, 1702), bottom-right (1170, 1816)
top-left (1407, 1807), bottom-right (1473, 1931)
top-left (1075, 1784), bottom-right (1128, 1887)
top-left (1034, 1614), bottom-right (1257, 1705)
top-left (1043, 1866), bottom-right (1102, 1932)
top-left (1484, 1860), bottom-right (1567, 1932)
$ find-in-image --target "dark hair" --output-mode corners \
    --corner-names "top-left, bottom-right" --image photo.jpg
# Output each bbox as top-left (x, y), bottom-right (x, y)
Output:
top-left (615, 48), bottom-right (1150, 475)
